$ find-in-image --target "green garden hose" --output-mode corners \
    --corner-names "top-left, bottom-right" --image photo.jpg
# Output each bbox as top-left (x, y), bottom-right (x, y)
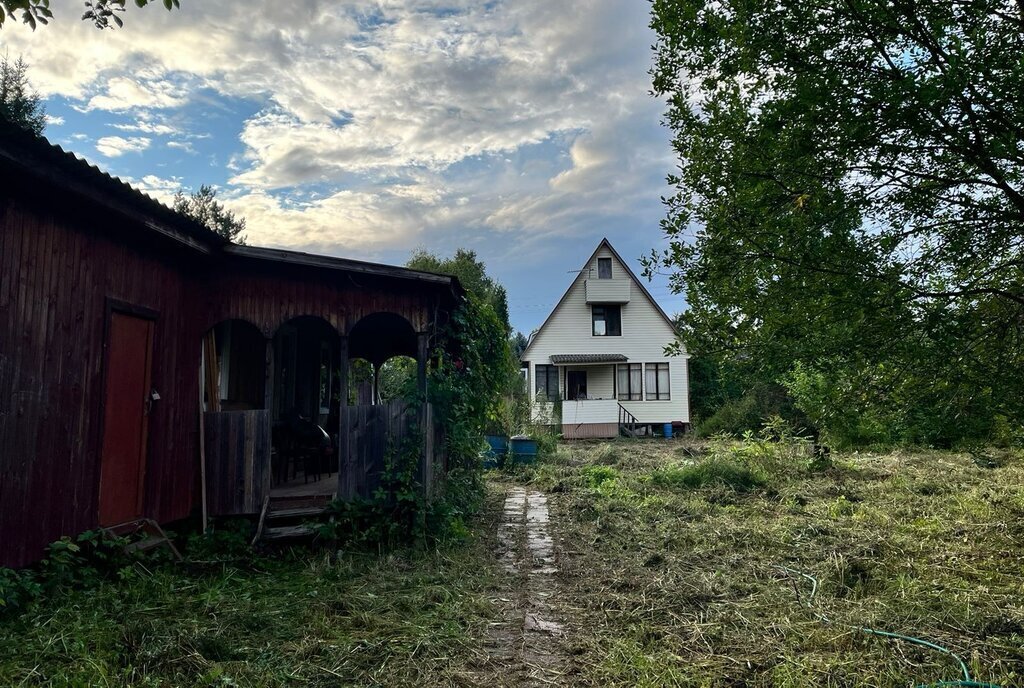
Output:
top-left (773, 565), bottom-right (1001, 688)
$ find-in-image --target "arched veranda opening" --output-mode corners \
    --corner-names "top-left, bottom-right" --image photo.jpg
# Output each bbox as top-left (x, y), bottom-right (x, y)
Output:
top-left (348, 312), bottom-right (420, 404)
top-left (270, 316), bottom-right (341, 499)
top-left (200, 319), bottom-right (273, 518)
top-left (202, 319), bottom-right (266, 412)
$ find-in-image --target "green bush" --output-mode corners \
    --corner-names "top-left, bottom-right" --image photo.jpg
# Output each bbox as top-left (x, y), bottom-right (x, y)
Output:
top-left (650, 456), bottom-right (764, 492)
top-left (531, 427), bottom-right (560, 457)
top-left (186, 519), bottom-right (254, 560)
top-left (1, 529), bottom-right (137, 616)
top-left (0, 568), bottom-right (42, 615)
top-left (582, 465), bottom-right (618, 489)
top-left (696, 383), bottom-right (810, 438)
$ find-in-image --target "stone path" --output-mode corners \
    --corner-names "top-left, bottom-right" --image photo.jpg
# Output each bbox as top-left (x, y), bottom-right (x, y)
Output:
top-left (489, 486), bottom-right (567, 686)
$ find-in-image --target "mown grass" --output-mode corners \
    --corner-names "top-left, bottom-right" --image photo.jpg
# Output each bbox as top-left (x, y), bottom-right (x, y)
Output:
top-left (510, 438), bottom-right (1024, 687)
top-left (0, 490), bottom-right (507, 687)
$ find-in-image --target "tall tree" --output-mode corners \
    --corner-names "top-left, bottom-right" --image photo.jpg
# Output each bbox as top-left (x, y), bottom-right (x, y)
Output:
top-left (649, 0), bottom-right (1024, 444)
top-left (0, 55), bottom-right (45, 136)
top-left (510, 331), bottom-right (529, 361)
top-left (407, 249), bottom-right (511, 335)
top-left (173, 185), bottom-right (247, 244)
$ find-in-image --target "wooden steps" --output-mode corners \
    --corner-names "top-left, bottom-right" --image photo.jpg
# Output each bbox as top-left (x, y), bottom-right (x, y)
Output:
top-left (262, 524), bottom-right (317, 541)
top-left (254, 497), bottom-right (332, 544)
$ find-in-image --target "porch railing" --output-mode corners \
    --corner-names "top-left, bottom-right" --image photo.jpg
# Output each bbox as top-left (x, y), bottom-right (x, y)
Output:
top-left (618, 403), bottom-right (639, 437)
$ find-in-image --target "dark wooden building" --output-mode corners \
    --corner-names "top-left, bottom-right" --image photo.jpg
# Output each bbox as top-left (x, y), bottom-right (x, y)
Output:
top-left (0, 123), bottom-right (461, 568)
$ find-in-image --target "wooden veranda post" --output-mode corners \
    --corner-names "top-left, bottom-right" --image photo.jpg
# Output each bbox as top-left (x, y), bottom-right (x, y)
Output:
top-left (417, 332), bottom-right (429, 394)
top-left (417, 331), bottom-right (431, 499)
top-left (337, 335), bottom-right (350, 500)
top-left (264, 337), bottom-right (274, 415)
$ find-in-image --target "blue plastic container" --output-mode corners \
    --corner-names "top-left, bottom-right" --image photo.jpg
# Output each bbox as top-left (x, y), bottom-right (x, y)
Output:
top-left (483, 435), bottom-right (509, 468)
top-left (663, 423), bottom-right (674, 438)
top-left (510, 436), bottom-right (539, 464)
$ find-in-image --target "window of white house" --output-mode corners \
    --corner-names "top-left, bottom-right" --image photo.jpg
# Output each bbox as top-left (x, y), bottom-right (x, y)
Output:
top-left (597, 257), bottom-right (612, 279)
top-left (616, 363), bottom-right (642, 401)
top-left (535, 364), bottom-right (559, 400)
top-left (592, 305), bottom-right (622, 336)
top-left (645, 362), bottom-right (670, 400)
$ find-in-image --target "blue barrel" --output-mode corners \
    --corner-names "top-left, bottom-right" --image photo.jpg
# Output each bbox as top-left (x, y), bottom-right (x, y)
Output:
top-left (510, 436), bottom-right (539, 464)
top-left (663, 423), bottom-right (673, 438)
top-left (483, 435), bottom-right (508, 468)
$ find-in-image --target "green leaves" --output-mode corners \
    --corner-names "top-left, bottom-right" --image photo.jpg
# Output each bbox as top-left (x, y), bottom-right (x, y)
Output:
top-left (0, 55), bottom-right (47, 136)
top-left (651, 0), bottom-right (1024, 445)
top-left (1, 0), bottom-right (179, 30)
top-left (0, 0), bottom-right (51, 29)
top-left (173, 185), bottom-right (247, 244)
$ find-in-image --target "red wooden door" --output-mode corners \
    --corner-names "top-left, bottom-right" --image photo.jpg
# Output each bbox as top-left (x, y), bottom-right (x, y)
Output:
top-left (98, 312), bottom-right (154, 526)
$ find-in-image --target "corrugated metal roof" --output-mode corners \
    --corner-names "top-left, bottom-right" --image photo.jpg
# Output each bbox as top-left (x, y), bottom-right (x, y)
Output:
top-left (0, 120), bottom-right (225, 251)
top-left (549, 353), bottom-right (627, 364)
top-left (0, 122), bottom-right (463, 292)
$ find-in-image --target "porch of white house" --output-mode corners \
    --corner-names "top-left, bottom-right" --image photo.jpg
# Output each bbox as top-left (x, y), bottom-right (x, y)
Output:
top-left (531, 359), bottom-right (682, 439)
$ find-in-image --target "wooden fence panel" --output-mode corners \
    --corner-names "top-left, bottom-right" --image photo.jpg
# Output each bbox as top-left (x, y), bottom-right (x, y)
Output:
top-left (340, 401), bottom-right (441, 501)
top-left (204, 410), bottom-right (271, 515)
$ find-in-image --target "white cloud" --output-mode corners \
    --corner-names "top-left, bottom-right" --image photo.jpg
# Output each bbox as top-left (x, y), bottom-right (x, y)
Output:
top-left (4, 0), bottom-right (673, 255)
top-left (45, 114), bottom-right (65, 126)
top-left (167, 140), bottom-right (196, 154)
top-left (85, 75), bottom-right (188, 112)
top-left (112, 121), bottom-right (178, 136)
top-left (95, 135), bottom-right (151, 157)
top-left (127, 174), bottom-right (183, 205)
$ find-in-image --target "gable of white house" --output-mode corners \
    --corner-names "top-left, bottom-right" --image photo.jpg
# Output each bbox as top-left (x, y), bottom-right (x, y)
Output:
top-left (522, 243), bottom-right (690, 428)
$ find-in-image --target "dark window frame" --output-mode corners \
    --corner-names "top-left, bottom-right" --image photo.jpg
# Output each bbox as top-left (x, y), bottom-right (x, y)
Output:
top-left (534, 364), bottom-right (559, 400)
top-left (617, 363), bottom-right (642, 401)
top-left (645, 362), bottom-right (671, 401)
top-left (592, 305), bottom-right (622, 336)
top-left (597, 257), bottom-right (612, 279)
top-left (566, 370), bottom-right (588, 400)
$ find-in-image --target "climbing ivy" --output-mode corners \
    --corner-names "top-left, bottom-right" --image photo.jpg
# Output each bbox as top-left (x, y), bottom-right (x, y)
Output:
top-left (317, 293), bottom-right (513, 547)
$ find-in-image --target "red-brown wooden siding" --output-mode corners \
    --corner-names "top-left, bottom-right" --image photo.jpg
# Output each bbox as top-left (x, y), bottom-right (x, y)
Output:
top-left (203, 259), bottom-right (438, 338)
top-left (1, 194), bottom-right (454, 568)
top-left (0, 197), bottom-right (206, 568)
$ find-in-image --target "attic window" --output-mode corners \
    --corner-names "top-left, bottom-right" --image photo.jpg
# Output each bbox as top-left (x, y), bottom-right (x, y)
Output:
top-left (597, 257), bottom-right (612, 279)
top-left (592, 305), bottom-right (621, 336)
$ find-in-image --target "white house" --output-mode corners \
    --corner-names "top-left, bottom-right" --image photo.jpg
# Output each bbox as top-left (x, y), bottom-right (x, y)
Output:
top-left (521, 239), bottom-right (690, 439)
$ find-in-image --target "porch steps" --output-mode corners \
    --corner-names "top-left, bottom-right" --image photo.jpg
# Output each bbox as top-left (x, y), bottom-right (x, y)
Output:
top-left (618, 403), bottom-right (640, 438)
top-left (256, 498), bottom-right (332, 544)
top-left (262, 524), bottom-right (317, 541)
top-left (266, 505), bottom-right (329, 519)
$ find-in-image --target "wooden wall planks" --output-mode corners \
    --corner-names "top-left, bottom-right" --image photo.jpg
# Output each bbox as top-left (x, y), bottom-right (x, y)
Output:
top-left (1, 192), bottom-right (454, 568)
top-left (203, 410), bottom-right (270, 516)
top-left (0, 197), bottom-right (206, 567)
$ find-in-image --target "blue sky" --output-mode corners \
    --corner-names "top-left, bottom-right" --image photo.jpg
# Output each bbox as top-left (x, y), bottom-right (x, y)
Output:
top-left (4, 0), bottom-right (686, 334)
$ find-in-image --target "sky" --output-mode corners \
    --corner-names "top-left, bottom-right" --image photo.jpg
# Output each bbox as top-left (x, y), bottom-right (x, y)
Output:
top-left (2, 0), bottom-right (686, 334)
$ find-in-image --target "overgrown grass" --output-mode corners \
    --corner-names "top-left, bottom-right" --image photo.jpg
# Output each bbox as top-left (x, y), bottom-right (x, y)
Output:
top-left (0, 490), bottom-right (507, 687)
top-left (6, 439), bottom-right (1024, 686)
top-left (649, 456), bottom-right (764, 491)
top-left (511, 437), bottom-right (1024, 687)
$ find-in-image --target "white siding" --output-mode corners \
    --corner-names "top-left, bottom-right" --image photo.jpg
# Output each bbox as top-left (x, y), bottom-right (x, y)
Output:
top-left (523, 243), bottom-right (690, 425)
